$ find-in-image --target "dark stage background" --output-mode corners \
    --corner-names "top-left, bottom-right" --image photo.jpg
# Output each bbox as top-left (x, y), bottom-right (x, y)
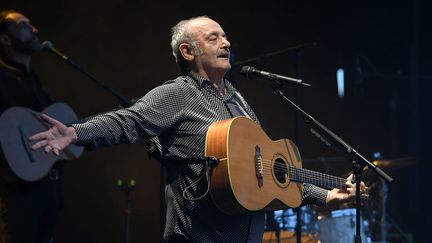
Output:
top-left (1, 0), bottom-right (431, 242)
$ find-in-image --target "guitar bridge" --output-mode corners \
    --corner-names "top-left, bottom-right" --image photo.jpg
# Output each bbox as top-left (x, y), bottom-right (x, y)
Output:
top-left (255, 145), bottom-right (264, 187)
top-left (19, 125), bottom-right (35, 162)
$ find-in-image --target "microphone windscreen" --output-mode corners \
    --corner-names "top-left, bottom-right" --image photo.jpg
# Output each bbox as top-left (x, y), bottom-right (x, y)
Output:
top-left (240, 66), bottom-right (255, 78)
top-left (41, 41), bottom-right (54, 50)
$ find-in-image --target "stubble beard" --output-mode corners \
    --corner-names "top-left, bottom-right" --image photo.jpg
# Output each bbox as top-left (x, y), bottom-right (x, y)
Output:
top-left (11, 35), bottom-right (41, 54)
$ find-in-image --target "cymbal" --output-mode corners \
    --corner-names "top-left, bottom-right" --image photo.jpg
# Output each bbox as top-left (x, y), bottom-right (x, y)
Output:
top-left (370, 157), bottom-right (416, 171)
top-left (338, 156), bottom-right (417, 180)
top-left (303, 156), bottom-right (417, 183)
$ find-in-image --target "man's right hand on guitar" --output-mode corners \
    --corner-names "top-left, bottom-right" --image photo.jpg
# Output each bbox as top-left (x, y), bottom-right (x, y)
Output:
top-left (30, 114), bottom-right (78, 156)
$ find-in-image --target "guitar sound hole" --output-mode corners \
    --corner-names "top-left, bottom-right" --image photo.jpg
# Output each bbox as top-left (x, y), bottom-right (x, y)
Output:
top-left (273, 158), bottom-right (287, 184)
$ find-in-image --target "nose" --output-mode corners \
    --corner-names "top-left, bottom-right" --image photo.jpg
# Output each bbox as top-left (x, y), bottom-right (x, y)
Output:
top-left (31, 24), bottom-right (38, 34)
top-left (222, 38), bottom-right (231, 49)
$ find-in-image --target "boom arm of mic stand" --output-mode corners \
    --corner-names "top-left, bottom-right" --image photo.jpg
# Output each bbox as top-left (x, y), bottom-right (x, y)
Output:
top-left (271, 86), bottom-right (393, 183)
top-left (272, 84), bottom-right (392, 243)
top-left (52, 55), bottom-right (164, 161)
top-left (55, 56), bottom-right (133, 108)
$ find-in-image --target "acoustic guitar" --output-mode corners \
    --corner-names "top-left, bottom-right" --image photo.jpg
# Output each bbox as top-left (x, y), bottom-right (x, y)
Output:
top-left (205, 116), bottom-right (348, 215)
top-left (0, 103), bottom-right (83, 181)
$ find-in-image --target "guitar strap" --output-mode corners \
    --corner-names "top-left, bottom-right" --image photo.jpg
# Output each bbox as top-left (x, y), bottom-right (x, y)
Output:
top-left (225, 92), bottom-right (251, 118)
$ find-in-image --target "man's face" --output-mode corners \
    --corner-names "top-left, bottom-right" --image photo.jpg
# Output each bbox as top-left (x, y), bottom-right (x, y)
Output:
top-left (3, 12), bottom-right (41, 53)
top-left (187, 18), bottom-right (231, 76)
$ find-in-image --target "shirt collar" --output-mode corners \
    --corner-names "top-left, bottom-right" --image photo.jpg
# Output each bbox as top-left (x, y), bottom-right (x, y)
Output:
top-left (187, 72), bottom-right (237, 99)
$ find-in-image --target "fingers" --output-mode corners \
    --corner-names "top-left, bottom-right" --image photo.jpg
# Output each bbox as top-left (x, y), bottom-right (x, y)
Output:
top-left (31, 139), bottom-right (47, 150)
top-left (40, 114), bottom-right (65, 127)
top-left (29, 132), bottom-right (43, 141)
top-left (29, 131), bottom-right (62, 156)
top-left (344, 179), bottom-right (369, 197)
top-left (44, 145), bottom-right (52, 153)
top-left (360, 181), bottom-right (366, 191)
top-left (346, 173), bottom-right (366, 189)
top-left (42, 144), bottom-right (61, 156)
top-left (53, 148), bottom-right (60, 156)
top-left (29, 129), bottom-right (51, 142)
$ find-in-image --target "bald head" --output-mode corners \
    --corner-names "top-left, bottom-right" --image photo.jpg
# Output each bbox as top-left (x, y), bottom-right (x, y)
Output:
top-left (170, 16), bottom-right (231, 84)
top-left (170, 16), bottom-right (210, 71)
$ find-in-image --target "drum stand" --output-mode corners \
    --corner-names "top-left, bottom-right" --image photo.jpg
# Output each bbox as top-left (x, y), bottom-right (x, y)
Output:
top-left (378, 178), bottom-right (388, 243)
top-left (374, 179), bottom-right (411, 243)
top-left (265, 211), bottom-right (281, 243)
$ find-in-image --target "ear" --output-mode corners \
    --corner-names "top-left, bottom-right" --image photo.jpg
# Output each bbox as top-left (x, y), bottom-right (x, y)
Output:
top-left (0, 34), bottom-right (11, 47)
top-left (179, 43), bottom-right (195, 62)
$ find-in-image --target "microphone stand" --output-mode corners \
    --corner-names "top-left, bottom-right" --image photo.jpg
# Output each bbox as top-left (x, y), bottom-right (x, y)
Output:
top-left (269, 81), bottom-right (393, 243)
top-left (117, 179), bottom-right (136, 243)
top-left (46, 45), bottom-right (167, 240)
top-left (47, 50), bottom-right (133, 109)
top-left (45, 46), bottom-right (163, 160)
top-left (292, 50), bottom-right (302, 243)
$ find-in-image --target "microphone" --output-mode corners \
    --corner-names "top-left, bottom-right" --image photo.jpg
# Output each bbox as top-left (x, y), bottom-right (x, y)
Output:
top-left (240, 66), bottom-right (311, 87)
top-left (41, 41), bottom-right (70, 62)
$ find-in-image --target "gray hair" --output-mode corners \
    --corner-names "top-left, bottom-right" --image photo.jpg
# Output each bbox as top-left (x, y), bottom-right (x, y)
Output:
top-left (170, 16), bottom-right (208, 72)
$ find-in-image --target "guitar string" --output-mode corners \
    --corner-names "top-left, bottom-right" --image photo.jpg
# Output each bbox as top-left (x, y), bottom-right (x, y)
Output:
top-left (258, 168), bottom-right (346, 189)
top-left (258, 169), bottom-right (346, 189)
top-left (258, 157), bottom-right (348, 181)
top-left (258, 170), bottom-right (346, 189)
top-left (252, 158), bottom-right (347, 188)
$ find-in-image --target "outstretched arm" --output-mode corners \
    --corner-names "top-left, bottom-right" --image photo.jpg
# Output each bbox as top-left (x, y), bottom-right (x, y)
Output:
top-left (30, 114), bottom-right (78, 156)
top-left (30, 81), bottom-right (186, 154)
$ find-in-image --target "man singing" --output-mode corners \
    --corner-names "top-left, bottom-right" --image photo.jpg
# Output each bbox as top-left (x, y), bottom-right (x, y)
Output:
top-left (30, 16), bottom-right (364, 243)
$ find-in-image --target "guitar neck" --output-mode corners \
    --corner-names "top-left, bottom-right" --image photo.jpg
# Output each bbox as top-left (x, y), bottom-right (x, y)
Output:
top-left (288, 166), bottom-right (347, 190)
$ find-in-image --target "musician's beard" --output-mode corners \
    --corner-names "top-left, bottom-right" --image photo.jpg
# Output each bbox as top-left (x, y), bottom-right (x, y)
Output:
top-left (10, 35), bottom-right (41, 54)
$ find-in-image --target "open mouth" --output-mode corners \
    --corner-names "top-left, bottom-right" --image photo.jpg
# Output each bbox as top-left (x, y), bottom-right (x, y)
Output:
top-left (218, 53), bottom-right (230, 59)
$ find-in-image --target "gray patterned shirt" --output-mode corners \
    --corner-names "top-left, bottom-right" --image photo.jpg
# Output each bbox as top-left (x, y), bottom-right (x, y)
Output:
top-left (72, 73), bottom-right (328, 243)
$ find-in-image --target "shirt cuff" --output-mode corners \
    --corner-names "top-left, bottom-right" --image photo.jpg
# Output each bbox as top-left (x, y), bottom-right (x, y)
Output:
top-left (301, 183), bottom-right (328, 207)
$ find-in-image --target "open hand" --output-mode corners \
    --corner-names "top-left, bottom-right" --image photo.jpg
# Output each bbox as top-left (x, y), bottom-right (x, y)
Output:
top-left (29, 114), bottom-right (77, 156)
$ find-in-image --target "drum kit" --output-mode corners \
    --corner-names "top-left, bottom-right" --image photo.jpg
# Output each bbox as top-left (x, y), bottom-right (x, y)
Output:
top-left (263, 156), bottom-right (416, 243)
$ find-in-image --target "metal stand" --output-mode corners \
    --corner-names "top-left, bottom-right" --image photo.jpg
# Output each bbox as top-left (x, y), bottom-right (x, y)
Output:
top-left (117, 179), bottom-right (136, 243)
top-left (45, 42), bottom-right (166, 241)
top-left (379, 178), bottom-right (388, 243)
top-left (269, 83), bottom-right (393, 243)
top-left (293, 50), bottom-right (302, 243)
top-left (352, 161), bottom-right (363, 243)
top-left (265, 211), bottom-right (281, 243)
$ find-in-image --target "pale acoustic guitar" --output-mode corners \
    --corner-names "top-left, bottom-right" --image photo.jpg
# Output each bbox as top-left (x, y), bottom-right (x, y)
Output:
top-left (205, 116), bottom-right (349, 215)
top-left (0, 103), bottom-right (83, 182)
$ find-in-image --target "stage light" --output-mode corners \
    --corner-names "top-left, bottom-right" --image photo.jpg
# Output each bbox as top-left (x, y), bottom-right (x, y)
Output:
top-left (336, 68), bottom-right (345, 99)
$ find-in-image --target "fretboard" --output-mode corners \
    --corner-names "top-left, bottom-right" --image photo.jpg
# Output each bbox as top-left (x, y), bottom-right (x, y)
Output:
top-left (288, 166), bottom-right (347, 190)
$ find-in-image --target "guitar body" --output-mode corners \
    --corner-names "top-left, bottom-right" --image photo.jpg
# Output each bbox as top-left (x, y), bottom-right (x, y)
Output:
top-left (206, 117), bottom-right (304, 215)
top-left (0, 103), bottom-right (83, 181)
